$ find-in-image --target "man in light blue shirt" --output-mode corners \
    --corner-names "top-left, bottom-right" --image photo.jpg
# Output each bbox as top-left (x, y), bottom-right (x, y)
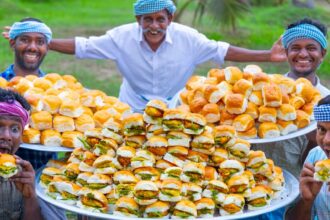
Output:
top-left (286, 95), bottom-right (330, 220)
top-left (48, 0), bottom-right (286, 112)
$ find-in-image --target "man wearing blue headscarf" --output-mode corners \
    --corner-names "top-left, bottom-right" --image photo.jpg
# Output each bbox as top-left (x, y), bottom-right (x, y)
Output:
top-left (286, 95), bottom-right (330, 220)
top-left (48, 0), bottom-right (286, 112)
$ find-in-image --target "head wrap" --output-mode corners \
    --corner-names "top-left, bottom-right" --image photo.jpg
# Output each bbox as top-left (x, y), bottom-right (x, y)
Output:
top-left (313, 104), bottom-right (330, 122)
top-left (9, 21), bottom-right (52, 44)
top-left (282, 23), bottom-right (327, 49)
top-left (0, 100), bottom-right (29, 127)
top-left (134, 0), bottom-right (176, 16)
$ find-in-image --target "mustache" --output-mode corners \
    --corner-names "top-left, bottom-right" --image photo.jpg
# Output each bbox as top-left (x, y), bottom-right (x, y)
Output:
top-left (142, 28), bottom-right (166, 34)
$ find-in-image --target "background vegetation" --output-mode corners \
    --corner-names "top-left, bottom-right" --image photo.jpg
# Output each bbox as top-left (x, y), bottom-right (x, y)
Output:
top-left (1, 0), bottom-right (330, 97)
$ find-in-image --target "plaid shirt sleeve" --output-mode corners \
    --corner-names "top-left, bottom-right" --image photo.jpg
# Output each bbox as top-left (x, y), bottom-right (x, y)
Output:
top-left (16, 148), bottom-right (57, 170)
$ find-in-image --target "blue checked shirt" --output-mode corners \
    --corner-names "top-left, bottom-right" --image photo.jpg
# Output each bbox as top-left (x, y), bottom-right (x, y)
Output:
top-left (1, 64), bottom-right (56, 169)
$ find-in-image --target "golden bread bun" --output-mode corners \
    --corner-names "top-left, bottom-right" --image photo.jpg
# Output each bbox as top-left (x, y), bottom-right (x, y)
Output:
top-left (33, 78), bottom-right (53, 91)
top-left (233, 79), bottom-right (253, 97)
top-left (262, 84), bottom-right (282, 107)
top-left (14, 78), bottom-right (33, 94)
top-left (243, 64), bottom-right (263, 74)
top-left (30, 111), bottom-right (53, 130)
top-left (289, 95), bottom-right (305, 110)
top-left (294, 110), bottom-right (310, 129)
top-left (258, 122), bottom-right (280, 139)
top-left (233, 114), bottom-right (255, 132)
top-left (252, 72), bottom-right (270, 91)
top-left (277, 104), bottom-right (296, 121)
top-left (62, 75), bottom-right (77, 84)
top-left (244, 102), bottom-right (259, 119)
top-left (225, 93), bottom-right (248, 114)
top-left (295, 80), bottom-right (316, 103)
top-left (42, 95), bottom-right (62, 114)
top-left (0, 77), bottom-right (8, 88)
top-left (75, 114), bottom-right (95, 132)
top-left (186, 76), bottom-right (206, 91)
top-left (22, 128), bottom-right (40, 144)
top-left (220, 109), bottom-right (236, 125)
top-left (204, 77), bottom-right (218, 85)
top-left (204, 85), bottom-right (222, 104)
top-left (276, 119), bottom-right (298, 135)
top-left (44, 73), bottom-right (62, 83)
top-left (189, 97), bottom-right (208, 113)
top-left (41, 129), bottom-right (62, 147)
top-left (201, 103), bottom-right (220, 123)
top-left (249, 90), bottom-right (263, 106)
top-left (53, 115), bottom-right (75, 132)
top-left (61, 131), bottom-right (84, 148)
top-left (93, 110), bottom-right (113, 128)
top-left (237, 127), bottom-right (257, 139)
top-left (207, 68), bottom-right (225, 83)
top-left (59, 99), bottom-right (83, 118)
top-left (224, 66), bottom-right (243, 84)
top-left (258, 106), bottom-right (277, 123)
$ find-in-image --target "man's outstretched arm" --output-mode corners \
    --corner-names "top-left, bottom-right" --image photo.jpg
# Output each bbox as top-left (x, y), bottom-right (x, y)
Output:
top-left (49, 39), bottom-right (76, 54)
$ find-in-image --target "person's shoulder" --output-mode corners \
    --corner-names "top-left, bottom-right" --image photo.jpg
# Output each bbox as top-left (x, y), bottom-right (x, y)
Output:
top-left (305, 146), bottom-right (327, 164)
top-left (106, 22), bottom-right (138, 35)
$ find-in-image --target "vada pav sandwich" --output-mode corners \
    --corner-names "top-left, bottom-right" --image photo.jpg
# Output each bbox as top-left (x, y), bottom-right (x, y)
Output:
top-left (190, 131), bottom-right (215, 155)
top-left (134, 166), bottom-right (160, 181)
top-left (183, 113), bottom-right (206, 135)
top-left (56, 181), bottom-right (81, 205)
top-left (144, 201), bottom-right (170, 218)
top-left (86, 173), bottom-right (112, 194)
top-left (113, 170), bottom-right (139, 198)
top-left (180, 162), bottom-right (205, 185)
top-left (116, 146), bottom-right (136, 168)
top-left (40, 167), bottom-right (62, 188)
top-left (167, 131), bottom-right (191, 148)
top-left (247, 185), bottom-right (271, 210)
top-left (172, 200), bottom-right (197, 219)
top-left (213, 125), bottom-right (236, 148)
top-left (160, 166), bottom-right (183, 181)
top-left (93, 138), bottom-right (117, 157)
top-left (101, 117), bottom-right (123, 145)
top-left (76, 172), bottom-right (93, 187)
top-left (143, 99), bottom-right (167, 124)
top-left (227, 175), bottom-right (251, 197)
top-left (219, 159), bottom-right (244, 182)
top-left (123, 113), bottom-right (145, 136)
top-left (124, 135), bottom-right (145, 148)
top-left (314, 159), bottom-right (330, 182)
top-left (187, 150), bottom-right (209, 165)
top-left (79, 151), bottom-right (97, 173)
top-left (159, 179), bottom-right (182, 202)
top-left (133, 180), bottom-right (159, 205)
top-left (195, 198), bottom-right (215, 218)
top-left (80, 128), bottom-right (103, 151)
top-left (63, 162), bottom-right (80, 181)
top-left (131, 149), bottom-right (156, 169)
top-left (163, 146), bottom-right (188, 168)
top-left (202, 180), bottom-right (228, 204)
top-left (114, 197), bottom-right (139, 217)
top-left (162, 109), bottom-right (186, 131)
top-left (227, 138), bottom-right (251, 162)
top-left (77, 189), bottom-right (108, 213)
top-left (146, 124), bottom-right (166, 138)
top-left (210, 148), bottom-right (229, 166)
top-left (220, 194), bottom-right (245, 216)
top-left (0, 154), bottom-right (19, 178)
top-left (93, 155), bottom-right (117, 175)
top-left (143, 136), bottom-right (168, 158)
top-left (246, 151), bottom-right (267, 174)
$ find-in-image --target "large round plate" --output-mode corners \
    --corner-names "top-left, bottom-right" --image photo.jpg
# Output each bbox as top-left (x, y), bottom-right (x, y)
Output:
top-left (20, 143), bottom-right (74, 152)
top-left (36, 169), bottom-right (299, 220)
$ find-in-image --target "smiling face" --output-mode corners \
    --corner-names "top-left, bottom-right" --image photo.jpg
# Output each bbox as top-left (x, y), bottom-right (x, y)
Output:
top-left (0, 115), bottom-right (23, 154)
top-left (10, 32), bottom-right (48, 73)
top-left (136, 9), bottom-right (173, 51)
top-left (316, 121), bottom-right (330, 158)
top-left (286, 38), bottom-right (326, 77)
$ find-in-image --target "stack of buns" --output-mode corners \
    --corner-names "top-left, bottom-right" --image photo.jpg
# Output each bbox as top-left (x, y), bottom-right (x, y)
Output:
top-left (2, 73), bottom-right (131, 148)
top-left (40, 102), bottom-right (285, 217)
top-left (179, 65), bottom-right (320, 139)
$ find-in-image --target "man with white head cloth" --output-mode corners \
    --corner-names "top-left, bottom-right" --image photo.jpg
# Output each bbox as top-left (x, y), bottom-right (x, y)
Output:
top-left (48, 0), bottom-right (286, 112)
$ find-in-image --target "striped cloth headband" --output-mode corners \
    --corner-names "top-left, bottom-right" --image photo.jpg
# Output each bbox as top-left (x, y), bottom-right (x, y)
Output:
top-left (314, 104), bottom-right (330, 122)
top-left (282, 23), bottom-right (327, 49)
top-left (0, 100), bottom-right (29, 127)
top-left (9, 21), bottom-right (52, 44)
top-left (134, 0), bottom-right (176, 16)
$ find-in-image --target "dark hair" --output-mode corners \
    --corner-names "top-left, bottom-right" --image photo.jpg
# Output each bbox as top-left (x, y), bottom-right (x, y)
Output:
top-left (0, 88), bottom-right (31, 111)
top-left (287, 18), bottom-right (327, 37)
top-left (20, 17), bottom-right (43, 23)
top-left (317, 95), bottom-right (330, 106)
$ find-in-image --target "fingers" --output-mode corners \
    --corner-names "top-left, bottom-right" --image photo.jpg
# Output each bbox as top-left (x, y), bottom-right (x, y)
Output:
top-left (300, 163), bottom-right (315, 178)
top-left (16, 158), bottom-right (34, 172)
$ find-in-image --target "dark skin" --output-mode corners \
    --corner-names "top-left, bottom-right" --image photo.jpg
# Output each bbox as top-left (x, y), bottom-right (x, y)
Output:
top-left (9, 32), bottom-right (48, 77)
top-left (0, 115), bottom-right (43, 220)
top-left (286, 121), bottom-right (330, 220)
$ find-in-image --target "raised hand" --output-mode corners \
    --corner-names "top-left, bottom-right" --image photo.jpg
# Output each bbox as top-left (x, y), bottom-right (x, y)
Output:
top-left (2, 26), bottom-right (11, 39)
top-left (299, 163), bottom-right (323, 202)
top-left (10, 156), bottom-right (36, 198)
top-left (269, 36), bottom-right (287, 62)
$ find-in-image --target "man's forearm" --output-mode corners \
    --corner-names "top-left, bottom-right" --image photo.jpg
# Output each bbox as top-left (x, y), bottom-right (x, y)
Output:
top-left (286, 198), bottom-right (313, 220)
top-left (49, 39), bottom-right (75, 54)
top-left (224, 46), bottom-right (271, 62)
top-left (23, 196), bottom-right (44, 220)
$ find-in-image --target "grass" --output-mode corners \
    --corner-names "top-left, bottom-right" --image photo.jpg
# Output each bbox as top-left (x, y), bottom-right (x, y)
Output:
top-left (1, 0), bottom-right (330, 95)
